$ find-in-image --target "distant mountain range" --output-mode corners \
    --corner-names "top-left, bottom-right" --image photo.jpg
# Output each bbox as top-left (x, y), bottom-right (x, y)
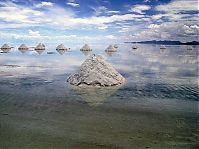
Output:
top-left (125, 40), bottom-right (199, 45)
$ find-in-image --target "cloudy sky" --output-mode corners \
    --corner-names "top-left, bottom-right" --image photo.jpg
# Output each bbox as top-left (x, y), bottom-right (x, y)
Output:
top-left (0, 0), bottom-right (198, 45)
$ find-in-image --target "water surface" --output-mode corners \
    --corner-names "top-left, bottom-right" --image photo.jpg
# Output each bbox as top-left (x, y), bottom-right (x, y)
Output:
top-left (0, 44), bottom-right (198, 149)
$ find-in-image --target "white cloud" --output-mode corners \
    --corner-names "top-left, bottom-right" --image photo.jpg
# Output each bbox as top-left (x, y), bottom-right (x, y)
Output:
top-left (91, 6), bottom-right (108, 16)
top-left (156, 0), bottom-right (198, 12)
top-left (107, 11), bottom-right (120, 14)
top-left (35, 1), bottom-right (54, 8)
top-left (98, 26), bottom-right (108, 30)
top-left (0, 1), bottom-right (146, 30)
top-left (151, 14), bottom-right (163, 20)
top-left (28, 30), bottom-right (41, 37)
top-left (0, 0), bottom-right (197, 43)
top-left (136, 22), bottom-right (199, 41)
top-left (148, 24), bottom-right (160, 29)
top-left (130, 4), bottom-right (151, 14)
top-left (105, 35), bottom-right (116, 39)
top-left (0, 1), bottom-right (44, 23)
top-left (134, 0), bottom-right (199, 42)
top-left (66, 2), bottom-right (79, 7)
top-left (154, 0), bottom-right (198, 22)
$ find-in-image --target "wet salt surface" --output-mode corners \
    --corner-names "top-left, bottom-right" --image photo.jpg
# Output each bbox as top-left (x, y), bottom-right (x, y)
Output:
top-left (0, 44), bottom-right (198, 149)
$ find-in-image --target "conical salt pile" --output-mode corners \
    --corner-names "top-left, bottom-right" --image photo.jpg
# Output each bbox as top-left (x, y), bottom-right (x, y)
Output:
top-left (56, 44), bottom-right (67, 50)
top-left (35, 43), bottom-right (45, 50)
top-left (114, 44), bottom-right (118, 48)
top-left (67, 54), bottom-right (125, 87)
top-left (80, 44), bottom-right (92, 51)
top-left (105, 45), bottom-right (117, 52)
top-left (1, 44), bottom-right (12, 52)
top-left (18, 44), bottom-right (29, 50)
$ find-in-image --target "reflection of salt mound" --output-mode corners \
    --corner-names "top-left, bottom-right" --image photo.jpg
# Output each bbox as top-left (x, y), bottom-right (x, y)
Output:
top-left (72, 86), bottom-right (120, 106)
top-left (57, 49), bottom-right (66, 55)
top-left (105, 45), bottom-right (117, 52)
top-left (187, 46), bottom-right (193, 50)
top-left (81, 50), bottom-right (92, 56)
top-left (1, 44), bottom-right (12, 52)
top-left (80, 44), bottom-right (92, 51)
top-left (18, 44), bottom-right (29, 53)
top-left (105, 51), bottom-right (116, 56)
top-left (67, 54), bottom-right (125, 87)
top-left (35, 49), bottom-right (45, 54)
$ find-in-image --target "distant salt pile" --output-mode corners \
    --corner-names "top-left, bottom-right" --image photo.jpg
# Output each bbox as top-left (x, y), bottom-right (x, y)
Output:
top-left (35, 43), bottom-right (45, 54)
top-left (80, 44), bottom-right (92, 51)
top-left (132, 45), bottom-right (138, 49)
top-left (35, 43), bottom-right (45, 50)
top-left (56, 44), bottom-right (68, 55)
top-left (18, 44), bottom-right (29, 50)
top-left (56, 44), bottom-right (68, 51)
top-left (105, 45), bottom-right (117, 52)
top-left (1, 44), bottom-right (12, 52)
top-left (67, 54), bottom-right (125, 87)
top-left (160, 45), bottom-right (166, 49)
top-left (18, 44), bottom-right (29, 53)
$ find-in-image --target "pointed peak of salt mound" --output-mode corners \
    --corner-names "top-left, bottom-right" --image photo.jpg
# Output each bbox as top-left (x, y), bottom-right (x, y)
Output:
top-left (1, 44), bottom-right (11, 49)
top-left (80, 44), bottom-right (92, 51)
top-left (105, 45), bottom-right (117, 52)
top-left (18, 44), bottom-right (29, 50)
top-left (35, 43), bottom-right (45, 50)
top-left (56, 44), bottom-right (67, 50)
top-left (67, 54), bottom-right (125, 87)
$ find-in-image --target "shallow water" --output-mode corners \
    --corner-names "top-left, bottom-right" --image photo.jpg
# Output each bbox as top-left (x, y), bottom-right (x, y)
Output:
top-left (0, 44), bottom-right (198, 149)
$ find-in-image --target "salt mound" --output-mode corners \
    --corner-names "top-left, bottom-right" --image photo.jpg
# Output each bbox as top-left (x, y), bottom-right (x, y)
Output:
top-left (67, 54), bottom-right (125, 87)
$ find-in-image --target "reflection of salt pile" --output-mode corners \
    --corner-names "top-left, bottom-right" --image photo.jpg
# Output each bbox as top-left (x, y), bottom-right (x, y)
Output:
top-left (187, 46), bottom-right (193, 50)
top-left (81, 50), bottom-right (92, 56)
top-left (67, 54), bottom-right (125, 87)
top-left (35, 43), bottom-right (45, 54)
top-left (56, 44), bottom-right (67, 55)
top-left (18, 44), bottom-right (29, 53)
top-left (80, 44), bottom-right (92, 51)
top-left (72, 86), bottom-right (120, 106)
top-left (105, 51), bottom-right (115, 56)
top-left (0, 44), bottom-right (13, 52)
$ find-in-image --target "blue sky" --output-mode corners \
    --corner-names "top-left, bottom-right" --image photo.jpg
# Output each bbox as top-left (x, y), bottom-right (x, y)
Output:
top-left (0, 0), bottom-right (198, 45)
